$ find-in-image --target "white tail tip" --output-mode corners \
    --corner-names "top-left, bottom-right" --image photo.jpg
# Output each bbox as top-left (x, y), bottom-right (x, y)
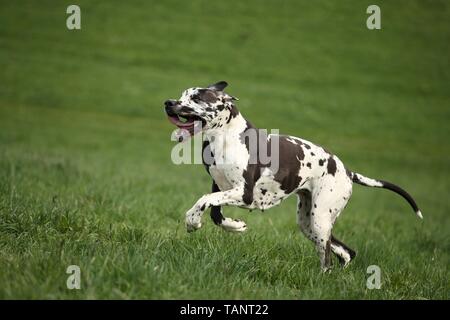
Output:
top-left (416, 210), bottom-right (423, 219)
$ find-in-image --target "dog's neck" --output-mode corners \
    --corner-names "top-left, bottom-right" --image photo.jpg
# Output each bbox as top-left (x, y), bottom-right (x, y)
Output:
top-left (203, 107), bottom-right (254, 165)
top-left (204, 108), bottom-right (252, 140)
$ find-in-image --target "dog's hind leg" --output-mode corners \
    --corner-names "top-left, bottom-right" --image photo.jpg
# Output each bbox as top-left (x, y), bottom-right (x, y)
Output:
top-left (297, 190), bottom-right (333, 271)
top-left (297, 175), bottom-right (353, 271)
top-left (309, 176), bottom-right (353, 271)
top-left (308, 206), bottom-right (334, 271)
top-left (330, 235), bottom-right (356, 267)
top-left (210, 182), bottom-right (247, 233)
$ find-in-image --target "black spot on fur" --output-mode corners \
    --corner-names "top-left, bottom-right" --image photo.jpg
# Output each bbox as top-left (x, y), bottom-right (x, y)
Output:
top-left (327, 156), bottom-right (337, 176)
top-left (210, 211), bottom-right (223, 225)
top-left (197, 89), bottom-right (219, 104)
top-left (273, 136), bottom-right (305, 193)
top-left (261, 188), bottom-right (267, 195)
top-left (345, 168), bottom-right (353, 178)
top-left (242, 164), bottom-right (261, 205)
top-left (210, 195), bottom-right (224, 225)
top-left (241, 131), bottom-right (306, 201)
top-left (307, 162), bottom-right (311, 169)
top-left (229, 104), bottom-right (239, 119)
top-left (202, 140), bottom-right (215, 173)
top-left (352, 174), bottom-right (363, 186)
top-left (318, 159), bottom-right (326, 166)
top-left (239, 122), bottom-right (262, 205)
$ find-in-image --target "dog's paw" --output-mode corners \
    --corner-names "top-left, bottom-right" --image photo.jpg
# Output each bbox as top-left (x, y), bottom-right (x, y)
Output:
top-left (320, 265), bottom-right (333, 273)
top-left (186, 215), bottom-right (202, 233)
top-left (220, 218), bottom-right (247, 233)
top-left (186, 223), bottom-right (202, 233)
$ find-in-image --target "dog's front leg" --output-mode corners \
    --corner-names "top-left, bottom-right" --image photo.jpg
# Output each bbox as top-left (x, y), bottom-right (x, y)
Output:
top-left (210, 182), bottom-right (247, 233)
top-left (186, 187), bottom-right (246, 232)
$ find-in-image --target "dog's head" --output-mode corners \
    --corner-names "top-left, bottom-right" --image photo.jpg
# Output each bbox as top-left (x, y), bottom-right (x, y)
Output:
top-left (164, 81), bottom-right (238, 141)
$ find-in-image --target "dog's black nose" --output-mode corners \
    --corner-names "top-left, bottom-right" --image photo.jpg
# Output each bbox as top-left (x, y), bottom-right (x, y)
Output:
top-left (164, 100), bottom-right (177, 108)
top-left (164, 100), bottom-right (178, 116)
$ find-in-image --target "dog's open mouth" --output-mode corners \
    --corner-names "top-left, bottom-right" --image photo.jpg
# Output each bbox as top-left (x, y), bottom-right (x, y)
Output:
top-left (167, 114), bottom-right (204, 141)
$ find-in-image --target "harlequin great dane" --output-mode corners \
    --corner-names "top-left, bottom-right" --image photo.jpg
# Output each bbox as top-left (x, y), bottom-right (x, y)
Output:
top-left (164, 81), bottom-right (422, 271)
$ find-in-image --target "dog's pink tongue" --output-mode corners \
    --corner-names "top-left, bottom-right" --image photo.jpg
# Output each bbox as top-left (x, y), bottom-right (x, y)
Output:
top-left (168, 115), bottom-right (194, 127)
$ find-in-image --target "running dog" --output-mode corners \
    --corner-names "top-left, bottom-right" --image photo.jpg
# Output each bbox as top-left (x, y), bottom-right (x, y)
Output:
top-left (164, 81), bottom-right (422, 271)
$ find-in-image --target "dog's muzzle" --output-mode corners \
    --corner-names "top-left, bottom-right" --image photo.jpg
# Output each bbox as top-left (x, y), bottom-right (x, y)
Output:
top-left (164, 100), bottom-right (203, 142)
top-left (164, 100), bottom-right (178, 116)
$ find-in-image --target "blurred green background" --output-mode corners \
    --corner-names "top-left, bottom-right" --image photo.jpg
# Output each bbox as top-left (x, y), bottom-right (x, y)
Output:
top-left (0, 0), bottom-right (449, 299)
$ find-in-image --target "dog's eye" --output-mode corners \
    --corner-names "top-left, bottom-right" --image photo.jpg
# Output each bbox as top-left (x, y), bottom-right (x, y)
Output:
top-left (191, 95), bottom-right (201, 103)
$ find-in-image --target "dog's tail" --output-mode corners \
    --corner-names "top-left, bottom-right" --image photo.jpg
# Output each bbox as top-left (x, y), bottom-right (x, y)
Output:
top-left (349, 171), bottom-right (423, 219)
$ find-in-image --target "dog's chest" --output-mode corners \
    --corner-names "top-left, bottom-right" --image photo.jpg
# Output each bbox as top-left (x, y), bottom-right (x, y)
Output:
top-left (209, 165), bottom-right (243, 190)
top-left (207, 133), bottom-right (249, 191)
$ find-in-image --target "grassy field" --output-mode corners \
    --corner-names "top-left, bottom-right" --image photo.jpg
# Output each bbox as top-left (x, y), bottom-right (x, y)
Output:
top-left (0, 0), bottom-right (449, 299)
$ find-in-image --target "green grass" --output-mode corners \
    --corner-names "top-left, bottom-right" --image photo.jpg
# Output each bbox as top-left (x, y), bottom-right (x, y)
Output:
top-left (0, 0), bottom-right (449, 299)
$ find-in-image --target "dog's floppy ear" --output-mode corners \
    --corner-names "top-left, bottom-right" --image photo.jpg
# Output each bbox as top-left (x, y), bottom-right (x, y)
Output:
top-left (208, 81), bottom-right (228, 91)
